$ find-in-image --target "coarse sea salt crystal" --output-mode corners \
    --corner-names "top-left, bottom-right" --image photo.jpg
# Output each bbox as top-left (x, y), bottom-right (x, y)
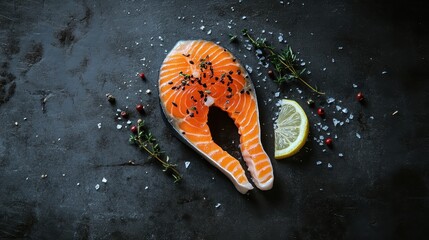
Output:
top-left (278, 35), bottom-right (284, 42)
top-left (102, 177), bottom-right (107, 183)
top-left (339, 153), bottom-right (344, 157)
top-left (274, 92), bottom-right (280, 98)
top-left (215, 203), bottom-right (221, 208)
top-left (207, 30), bottom-right (212, 35)
top-left (95, 184), bottom-right (100, 190)
top-left (382, 71), bottom-right (387, 74)
top-left (200, 25), bottom-right (205, 30)
top-left (327, 97), bottom-right (335, 104)
top-left (245, 65), bottom-right (253, 73)
top-left (116, 124), bottom-right (123, 130)
top-left (336, 106), bottom-right (342, 111)
top-left (185, 161), bottom-right (191, 168)
top-left (333, 118), bottom-right (340, 127)
top-left (97, 123), bottom-right (102, 129)
top-left (242, 16), bottom-right (247, 20)
top-left (353, 84), bottom-right (358, 88)
top-left (322, 125), bottom-right (329, 131)
top-left (356, 133), bottom-right (361, 139)
top-left (342, 108), bottom-right (348, 114)
top-left (255, 49), bottom-right (263, 55)
top-left (328, 163), bottom-right (333, 168)
top-left (316, 161), bottom-right (322, 165)
top-left (349, 114), bottom-right (354, 120)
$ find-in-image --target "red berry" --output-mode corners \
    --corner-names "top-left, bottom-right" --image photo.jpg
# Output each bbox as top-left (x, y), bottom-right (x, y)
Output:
top-left (136, 104), bottom-right (144, 113)
top-left (356, 92), bottom-right (364, 102)
top-left (268, 70), bottom-right (275, 79)
top-left (317, 108), bottom-right (325, 117)
top-left (139, 72), bottom-right (145, 79)
top-left (130, 125), bottom-right (138, 134)
top-left (325, 138), bottom-right (333, 146)
top-left (120, 111), bottom-right (128, 119)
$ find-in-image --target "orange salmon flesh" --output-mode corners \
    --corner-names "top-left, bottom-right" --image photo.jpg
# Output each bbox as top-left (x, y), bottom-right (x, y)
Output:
top-left (159, 40), bottom-right (274, 194)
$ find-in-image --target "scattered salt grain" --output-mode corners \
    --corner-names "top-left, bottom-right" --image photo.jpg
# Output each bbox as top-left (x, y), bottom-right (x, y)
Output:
top-left (274, 92), bottom-right (280, 98)
top-left (349, 114), bottom-right (354, 120)
top-left (95, 184), bottom-right (100, 190)
top-left (97, 123), bottom-right (102, 129)
top-left (116, 124), bottom-right (123, 130)
top-left (300, 62), bottom-right (306, 66)
top-left (316, 161), bottom-right (322, 165)
top-left (102, 177), bottom-right (107, 183)
top-left (207, 29), bottom-right (212, 35)
top-left (215, 203), bottom-right (221, 208)
top-left (336, 106), bottom-right (342, 111)
top-left (185, 161), bottom-right (191, 169)
top-left (145, 186), bottom-right (149, 190)
top-left (126, 120), bottom-right (132, 125)
top-left (255, 49), bottom-right (263, 55)
top-left (322, 67), bottom-right (327, 71)
top-left (356, 133), bottom-right (361, 139)
top-left (146, 89), bottom-right (151, 94)
top-left (338, 46), bottom-right (343, 50)
top-left (77, 183), bottom-right (80, 186)
top-left (331, 58), bottom-right (335, 63)
top-left (241, 16), bottom-right (247, 20)
top-left (392, 110), bottom-right (398, 116)
top-left (327, 163), bottom-right (333, 168)
top-left (353, 84), bottom-right (358, 88)
top-left (333, 118), bottom-right (340, 127)
top-left (339, 153), bottom-right (344, 157)
top-left (200, 25), bottom-right (205, 30)
top-left (382, 71), bottom-right (387, 74)
top-left (370, 116), bottom-right (374, 120)
top-left (278, 35), bottom-right (284, 42)
top-left (322, 125), bottom-right (329, 131)
top-left (342, 108), bottom-right (348, 114)
top-left (245, 65), bottom-right (253, 73)
top-left (326, 97), bottom-right (335, 104)
top-left (14, 122), bottom-right (18, 126)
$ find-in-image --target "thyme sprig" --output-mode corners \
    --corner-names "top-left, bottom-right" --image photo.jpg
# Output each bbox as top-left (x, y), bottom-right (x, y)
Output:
top-left (129, 119), bottom-right (182, 182)
top-left (241, 29), bottom-right (325, 95)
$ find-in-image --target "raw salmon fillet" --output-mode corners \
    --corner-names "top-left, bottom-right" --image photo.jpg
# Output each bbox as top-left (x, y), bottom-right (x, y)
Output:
top-left (159, 40), bottom-right (274, 194)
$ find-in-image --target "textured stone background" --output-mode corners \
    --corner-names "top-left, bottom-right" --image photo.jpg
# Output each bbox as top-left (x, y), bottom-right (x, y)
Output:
top-left (0, 0), bottom-right (428, 239)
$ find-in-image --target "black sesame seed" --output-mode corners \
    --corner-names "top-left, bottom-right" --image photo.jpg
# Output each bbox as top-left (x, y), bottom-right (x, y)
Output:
top-left (186, 109), bottom-right (189, 114)
top-left (190, 113), bottom-right (194, 117)
top-left (237, 70), bottom-right (241, 75)
top-left (229, 70), bottom-right (233, 75)
top-left (189, 60), bottom-right (194, 64)
top-left (172, 102), bottom-right (178, 107)
top-left (240, 89), bottom-right (244, 94)
top-left (227, 87), bottom-right (232, 92)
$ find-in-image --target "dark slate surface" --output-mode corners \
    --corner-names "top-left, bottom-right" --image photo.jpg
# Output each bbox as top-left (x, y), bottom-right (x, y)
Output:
top-left (1, 0), bottom-right (428, 239)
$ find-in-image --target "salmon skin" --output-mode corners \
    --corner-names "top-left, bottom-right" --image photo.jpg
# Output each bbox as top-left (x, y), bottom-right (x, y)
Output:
top-left (159, 40), bottom-right (274, 194)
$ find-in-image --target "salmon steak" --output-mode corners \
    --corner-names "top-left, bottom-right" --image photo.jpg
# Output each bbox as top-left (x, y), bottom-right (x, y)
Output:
top-left (159, 40), bottom-right (274, 194)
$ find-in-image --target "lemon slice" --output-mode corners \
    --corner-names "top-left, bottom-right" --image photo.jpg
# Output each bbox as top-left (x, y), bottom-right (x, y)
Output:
top-left (274, 99), bottom-right (309, 159)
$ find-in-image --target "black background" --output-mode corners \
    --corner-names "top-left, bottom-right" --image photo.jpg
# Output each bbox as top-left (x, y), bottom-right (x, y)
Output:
top-left (1, 0), bottom-right (428, 239)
